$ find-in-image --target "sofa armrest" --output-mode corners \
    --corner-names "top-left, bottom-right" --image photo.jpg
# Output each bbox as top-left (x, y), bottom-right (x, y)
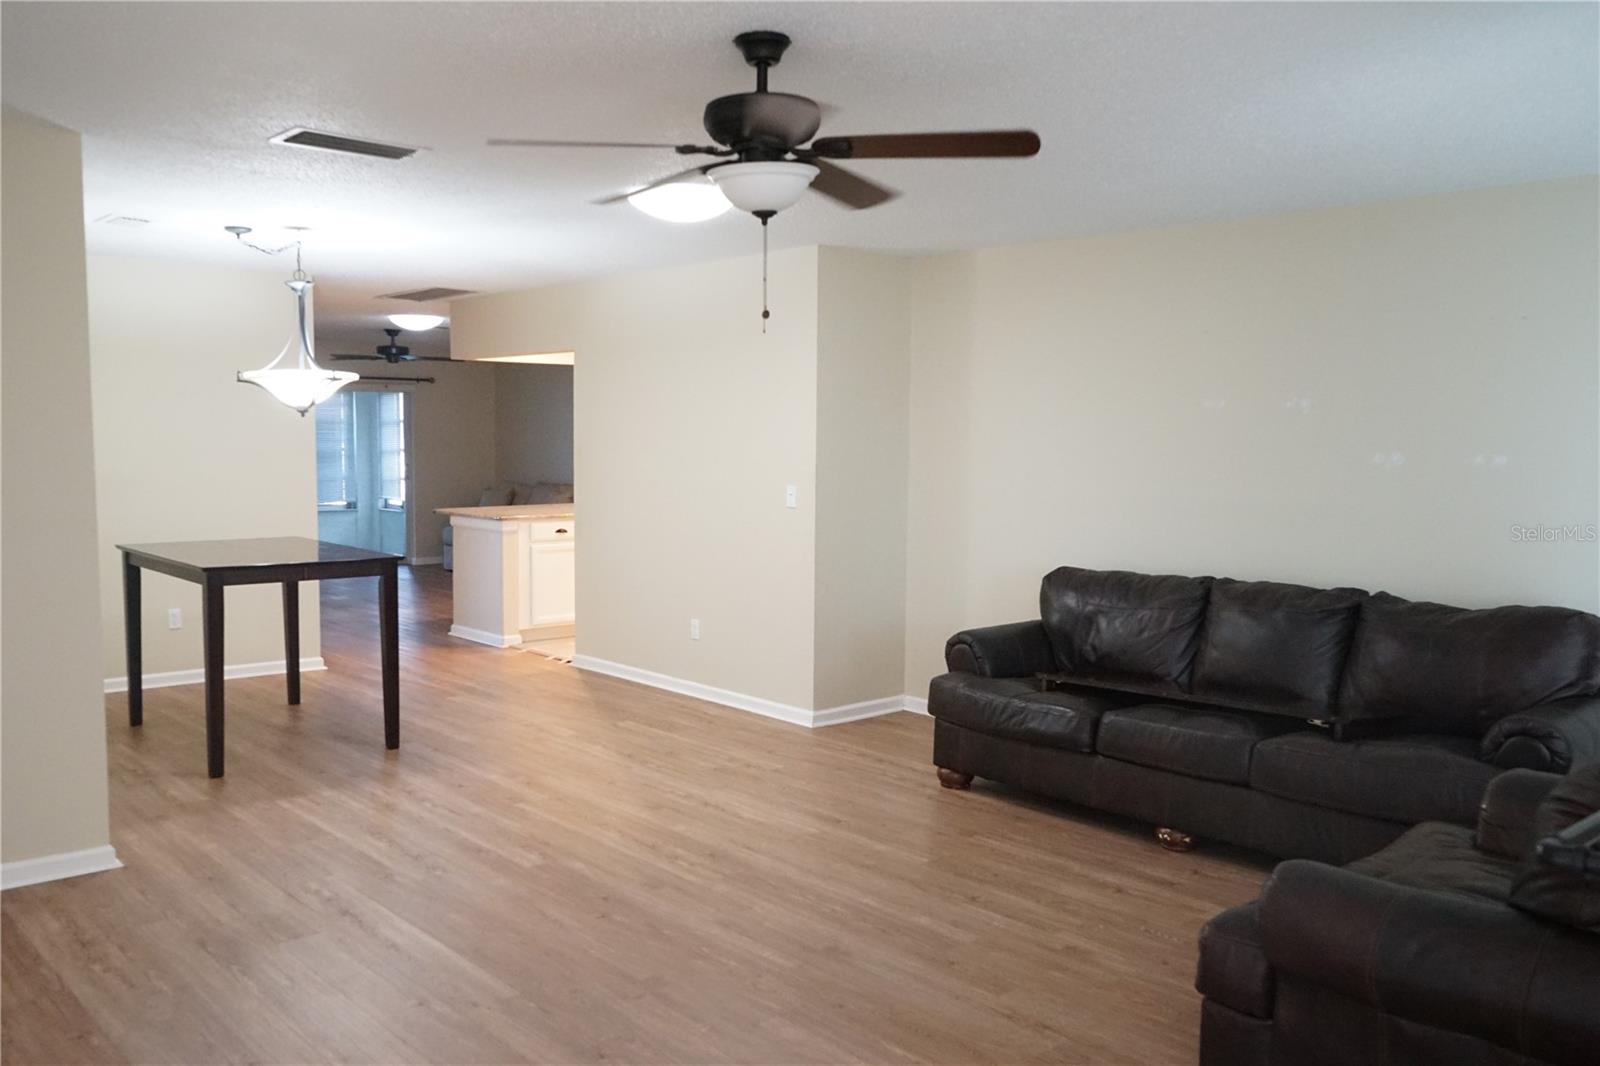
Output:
top-left (943, 620), bottom-right (1055, 679)
top-left (1260, 860), bottom-right (1600, 1064)
top-left (1481, 696), bottom-right (1600, 773)
top-left (1476, 768), bottom-right (1564, 860)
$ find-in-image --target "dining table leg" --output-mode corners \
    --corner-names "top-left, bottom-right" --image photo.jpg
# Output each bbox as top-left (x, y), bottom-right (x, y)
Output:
top-left (282, 580), bottom-right (300, 706)
top-left (379, 563), bottom-right (399, 750)
top-left (123, 554), bottom-right (143, 727)
top-left (203, 577), bottom-right (225, 778)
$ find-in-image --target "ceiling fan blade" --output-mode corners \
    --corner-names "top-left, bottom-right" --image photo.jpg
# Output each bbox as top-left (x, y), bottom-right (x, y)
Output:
top-left (593, 165), bottom-right (713, 205)
top-left (810, 159), bottom-right (897, 210)
top-left (809, 130), bottom-right (1041, 160)
top-left (330, 354), bottom-right (382, 360)
top-left (488, 138), bottom-right (726, 156)
top-left (411, 356), bottom-right (456, 362)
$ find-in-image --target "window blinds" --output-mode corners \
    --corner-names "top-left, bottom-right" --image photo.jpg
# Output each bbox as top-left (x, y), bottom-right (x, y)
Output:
top-left (315, 392), bottom-right (355, 507)
top-left (379, 392), bottom-right (406, 508)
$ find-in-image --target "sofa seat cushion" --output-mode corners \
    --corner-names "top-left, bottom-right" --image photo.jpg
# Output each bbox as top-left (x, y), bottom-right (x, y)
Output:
top-left (926, 673), bottom-right (1120, 752)
top-left (1347, 822), bottom-right (1520, 905)
top-left (1251, 731), bottom-right (1497, 826)
top-left (1196, 902), bottom-right (1272, 1018)
top-left (1096, 704), bottom-right (1297, 785)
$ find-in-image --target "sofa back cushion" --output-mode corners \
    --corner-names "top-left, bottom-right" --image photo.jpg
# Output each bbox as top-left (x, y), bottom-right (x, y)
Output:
top-left (1338, 592), bottom-right (1600, 734)
top-left (531, 481), bottom-right (576, 504)
top-left (1190, 579), bottom-right (1364, 717)
top-left (1040, 566), bottom-right (1211, 693)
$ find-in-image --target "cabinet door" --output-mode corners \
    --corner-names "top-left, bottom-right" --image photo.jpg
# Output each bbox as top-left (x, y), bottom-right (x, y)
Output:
top-left (528, 541), bottom-right (576, 625)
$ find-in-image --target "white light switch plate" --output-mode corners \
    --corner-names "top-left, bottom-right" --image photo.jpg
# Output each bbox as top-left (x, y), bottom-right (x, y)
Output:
top-left (167, 608), bottom-right (182, 630)
top-left (785, 485), bottom-right (797, 509)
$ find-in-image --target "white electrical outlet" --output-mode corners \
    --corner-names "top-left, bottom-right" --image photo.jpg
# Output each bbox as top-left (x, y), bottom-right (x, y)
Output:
top-left (785, 484), bottom-right (798, 509)
top-left (167, 608), bottom-right (182, 630)
top-left (689, 618), bottom-right (701, 640)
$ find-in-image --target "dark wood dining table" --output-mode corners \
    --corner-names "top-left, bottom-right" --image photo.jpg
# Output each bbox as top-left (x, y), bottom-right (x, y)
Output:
top-left (117, 537), bottom-right (402, 778)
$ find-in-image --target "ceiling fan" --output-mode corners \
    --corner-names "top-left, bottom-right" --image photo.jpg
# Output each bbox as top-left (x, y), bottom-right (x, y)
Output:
top-left (330, 328), bottom-right (454, 364)
top-left (488, 30), bottom-right (1041, 219)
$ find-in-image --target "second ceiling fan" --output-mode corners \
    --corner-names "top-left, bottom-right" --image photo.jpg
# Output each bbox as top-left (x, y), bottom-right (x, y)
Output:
top-left (330, 328), bottom-right (453, 364)
top-left (489, 30), bottom-right (1041, 220)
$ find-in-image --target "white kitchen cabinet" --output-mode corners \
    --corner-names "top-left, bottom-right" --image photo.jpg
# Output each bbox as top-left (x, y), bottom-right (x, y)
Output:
top-left (524, 520), bottom-right (576, 631)
top-left (436, 505), bottom-right (576, 647)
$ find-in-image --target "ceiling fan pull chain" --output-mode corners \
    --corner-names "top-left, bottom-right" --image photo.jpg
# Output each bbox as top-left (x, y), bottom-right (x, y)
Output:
top-left (756, 210), bottom-right (775, 332)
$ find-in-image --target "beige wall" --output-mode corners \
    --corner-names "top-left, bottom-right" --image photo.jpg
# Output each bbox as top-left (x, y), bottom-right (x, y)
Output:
top-left (405, 363), bottom-right (498, 562)
top-left (453, 247), bottom-right (821, 709)
top-left (452, 179), bottom-right (1598, 714)
top-left (903, 177), bottom-right (1600, 691)
top-left (493, 363), bottom-right (573, 488)
top-left (813, 248), bottom-right (911, 709)
top-left (1, 111), bottom-right (112, 863)
top-left (88, 256), bottom-right (321, 681)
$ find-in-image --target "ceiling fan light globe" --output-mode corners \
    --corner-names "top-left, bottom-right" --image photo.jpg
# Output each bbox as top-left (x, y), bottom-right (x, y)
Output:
top-left (388, 313), bottom-right (446, 331)
top-left (707, 161), bottom-right (819, 215)
top-left (627, 180), bottom-right (732, 223)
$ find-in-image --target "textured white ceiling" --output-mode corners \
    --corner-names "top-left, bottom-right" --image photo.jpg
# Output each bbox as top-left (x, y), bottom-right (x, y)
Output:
top-left (4, 1), bottom-right (1596, 343)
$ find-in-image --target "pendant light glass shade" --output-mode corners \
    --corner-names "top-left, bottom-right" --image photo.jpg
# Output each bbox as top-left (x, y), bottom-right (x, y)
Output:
top-left (706, 161), bottom-right (818, 215)
top-left (237, 278), bottom-right (358, 416)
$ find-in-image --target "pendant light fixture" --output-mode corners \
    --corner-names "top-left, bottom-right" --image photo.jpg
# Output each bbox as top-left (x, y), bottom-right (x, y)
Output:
top-left (228, 226), bottom-right (358, 416)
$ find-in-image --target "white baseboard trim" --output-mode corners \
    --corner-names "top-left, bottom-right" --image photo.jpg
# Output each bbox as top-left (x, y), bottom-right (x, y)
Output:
top-left (449, 624), bottom-right (522, 648)
top-left (408, 555), bottom-right (443, 567)
top-left (2, 845), bottom-right (122, 890)
top-left (812, 695), bottom-right (916, 727)
top-left (522, 622), bottom-right (576, 641)
top-left (573, 655), bottom-right (927, 729)
top-left (574, 655), bottom-right (813, 725)
top-left (104, 657), bottom-right (326, 695)
top-left (901, 695), bottom-right (929, 715)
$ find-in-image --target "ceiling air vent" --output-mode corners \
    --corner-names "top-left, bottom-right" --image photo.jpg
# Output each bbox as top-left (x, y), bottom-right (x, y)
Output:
top-left (380, 287), bottom-right (477, 302)
top-left (269, 127), bottom-right (419, 160)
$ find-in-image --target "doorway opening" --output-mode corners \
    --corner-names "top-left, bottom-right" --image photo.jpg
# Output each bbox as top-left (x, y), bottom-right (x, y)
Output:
top-left (315, 388), bottom-right (410, 557)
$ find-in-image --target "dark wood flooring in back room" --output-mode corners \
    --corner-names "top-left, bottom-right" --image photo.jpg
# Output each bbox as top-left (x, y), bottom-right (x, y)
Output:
top-left (1, 564), bottom-right (1270, 1065)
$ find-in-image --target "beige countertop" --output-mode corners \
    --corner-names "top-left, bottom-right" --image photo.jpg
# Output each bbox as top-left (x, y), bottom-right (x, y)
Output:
top-left (435, 504), bottom-right (575, 520)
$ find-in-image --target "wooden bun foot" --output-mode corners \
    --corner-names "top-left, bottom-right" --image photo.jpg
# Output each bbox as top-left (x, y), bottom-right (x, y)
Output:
top-left (1155, 827), bottom-right (1197, 852)
top-left (936, 767), bottom-right (974, 790)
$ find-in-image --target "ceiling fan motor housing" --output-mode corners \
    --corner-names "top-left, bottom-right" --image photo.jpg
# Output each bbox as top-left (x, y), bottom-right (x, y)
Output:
top-left (704, 31), bottom-right (818, 155)
top-left (703, 92), bottom-right (821, 154)
top-left (377, 328), bottom-right (410, 361)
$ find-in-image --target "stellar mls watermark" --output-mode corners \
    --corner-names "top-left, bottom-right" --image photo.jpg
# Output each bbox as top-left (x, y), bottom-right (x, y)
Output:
top-left (1510, 524), bottom-right (1599, 543)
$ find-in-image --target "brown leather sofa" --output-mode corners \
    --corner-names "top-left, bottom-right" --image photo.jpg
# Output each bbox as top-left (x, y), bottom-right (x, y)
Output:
top-left (929, 566), bottom-right (1600, 863)
top-left (1196, 766), bottom-right (1600, 1065)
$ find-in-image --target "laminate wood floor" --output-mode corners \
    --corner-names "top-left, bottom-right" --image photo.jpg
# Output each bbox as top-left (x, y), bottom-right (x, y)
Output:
top-left (2, 565), bottom-right (1270, 1065)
